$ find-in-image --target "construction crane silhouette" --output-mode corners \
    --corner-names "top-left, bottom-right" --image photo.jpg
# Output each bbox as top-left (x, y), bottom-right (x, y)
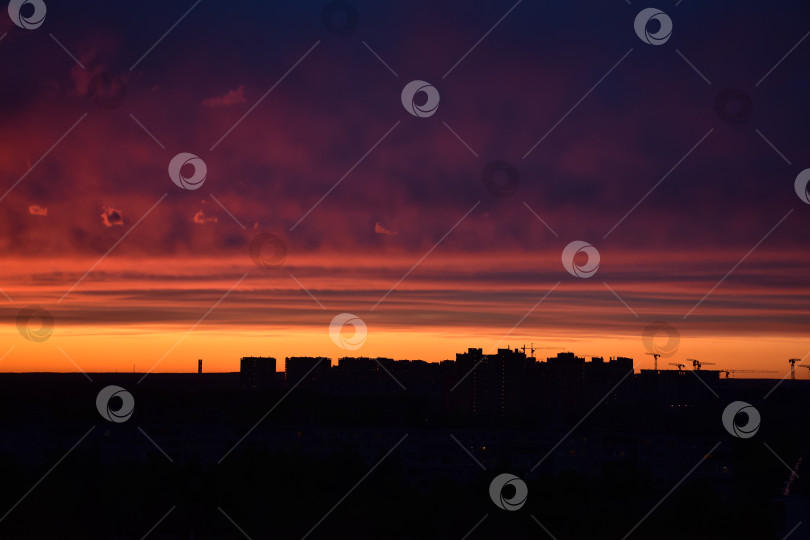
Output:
top-left (718, 369), bottom-right (778, 379)
top-left (789, 358), bottom-right (802, 380)
top-left (800, 365), bottom-right (810, 378)
top-left (646, 352), bottom-right (661, 370)
top-left (519, 344), bottom-right (559, 358)
top-left (687, 358), bottom-right (716, 371)
top-left (669, 362), bottom-right (685, 371)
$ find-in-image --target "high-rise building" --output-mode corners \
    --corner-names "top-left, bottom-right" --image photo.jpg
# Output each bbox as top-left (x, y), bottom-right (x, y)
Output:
top-left (285, 357), bottom-right (331, 391)
top-left (240, 356), bottom-right (277, 390)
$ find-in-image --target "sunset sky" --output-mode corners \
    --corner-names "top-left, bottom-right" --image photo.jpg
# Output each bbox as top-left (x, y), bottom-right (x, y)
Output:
top-left (2, 0), bottom-right (810, 376)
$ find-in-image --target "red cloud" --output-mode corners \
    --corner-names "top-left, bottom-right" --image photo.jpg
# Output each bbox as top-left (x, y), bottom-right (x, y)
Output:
top-left (28, 204), bottom-right (47, 216)
top-left (374, 221), bottom-right (398, 235)
top-left (193, 209), bottom-right (218, 224)
top-left (101, 206), bottom-right (124, 227)
top-left (202, 85), bottom-right (246, 107)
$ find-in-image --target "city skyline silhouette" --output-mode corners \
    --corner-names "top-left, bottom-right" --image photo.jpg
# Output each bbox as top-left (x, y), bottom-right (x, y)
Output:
top-left (6, 344), bottom-right (805, 381)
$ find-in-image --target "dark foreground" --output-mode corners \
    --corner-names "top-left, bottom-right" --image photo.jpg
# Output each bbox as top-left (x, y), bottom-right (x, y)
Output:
top-left (0, 371), bottom-right (807, 539)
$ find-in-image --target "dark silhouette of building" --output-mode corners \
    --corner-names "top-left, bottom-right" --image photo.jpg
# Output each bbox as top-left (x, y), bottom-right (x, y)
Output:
top-left (240, 356), bottom-right (277, 389)
top-left (285, 356), bottom-right (330, 391)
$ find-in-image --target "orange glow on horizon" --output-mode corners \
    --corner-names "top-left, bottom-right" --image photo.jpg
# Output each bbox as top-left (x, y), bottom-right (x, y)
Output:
top-left (3, 323), bottom-right (808, 379)
top-left (2, 251), bottom-right (809, 378)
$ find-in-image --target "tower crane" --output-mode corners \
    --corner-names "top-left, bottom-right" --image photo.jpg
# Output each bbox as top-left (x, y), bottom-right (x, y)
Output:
top-left (669, 362), bottom-right (685, 371)
top-left (800, 365), bottom-right (810, 378)
top-left (687, 358), bottom-right (716, 371)
top-left (720, 369), bottom-right (778, 379)
top-left (646, 352), bottom-right (661, 371)
top-left (789, 358), bottom-right (802, 380)
top-left (519, 344), bottom-right (559, 358)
